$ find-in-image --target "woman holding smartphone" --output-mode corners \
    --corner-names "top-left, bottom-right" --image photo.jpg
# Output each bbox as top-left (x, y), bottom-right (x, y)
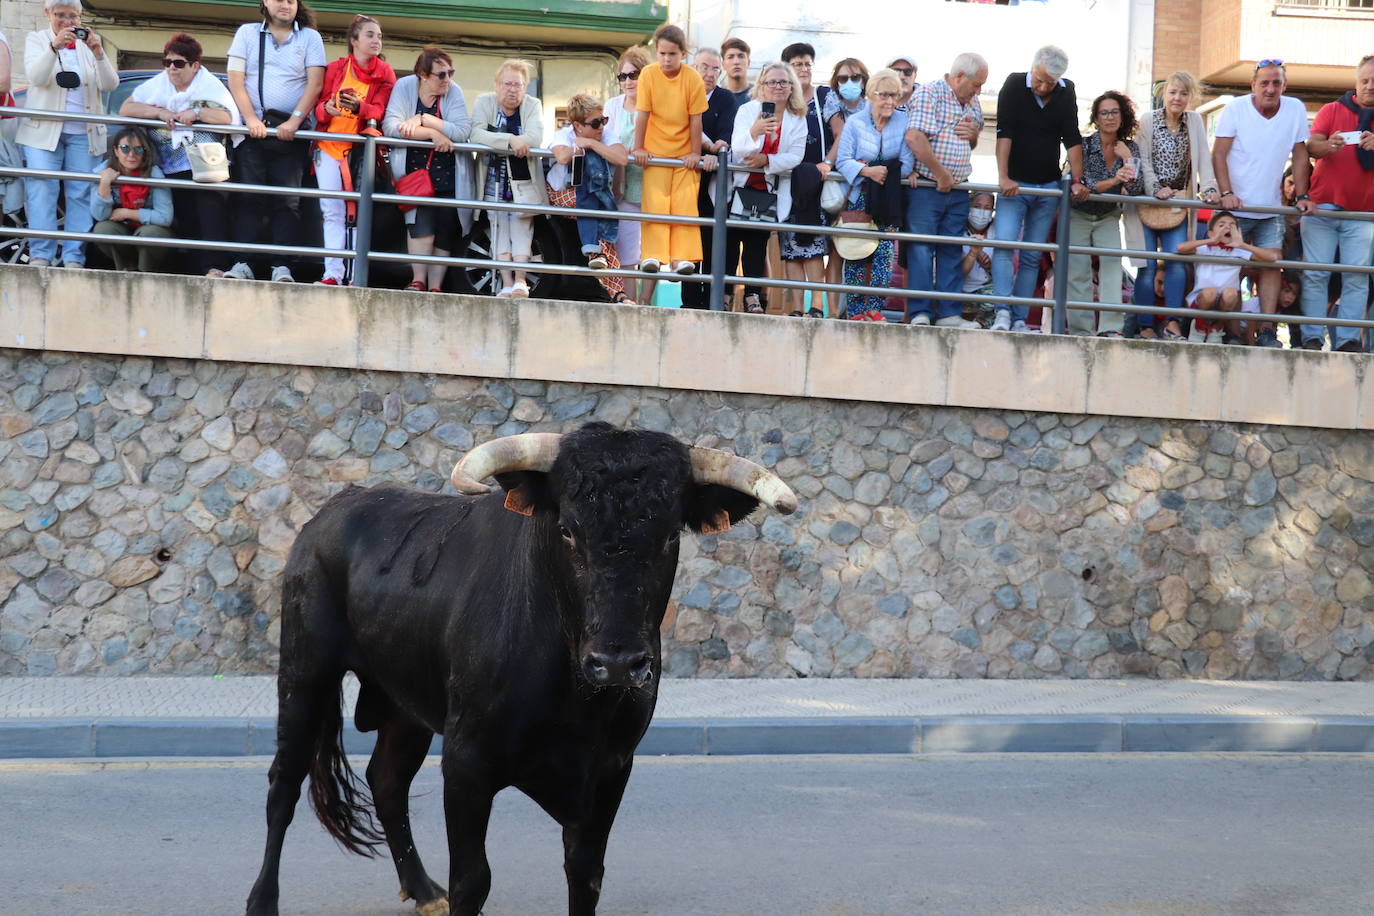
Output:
top-left (313, 14), bottom-right (395, 285)
top-left (729, 62), bottom-right (808, 313)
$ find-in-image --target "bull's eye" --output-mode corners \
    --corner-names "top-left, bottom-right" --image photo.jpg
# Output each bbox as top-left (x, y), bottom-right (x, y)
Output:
top-left (558, 524), bottom-right (575, 544)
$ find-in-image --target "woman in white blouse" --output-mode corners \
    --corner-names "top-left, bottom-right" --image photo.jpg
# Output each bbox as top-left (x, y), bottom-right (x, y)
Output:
top-left (729, 62), bottom-right (807, 313)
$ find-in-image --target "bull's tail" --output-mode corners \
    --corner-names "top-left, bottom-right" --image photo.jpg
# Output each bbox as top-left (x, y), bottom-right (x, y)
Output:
top-left (308, 682), bottom-right (387, 857)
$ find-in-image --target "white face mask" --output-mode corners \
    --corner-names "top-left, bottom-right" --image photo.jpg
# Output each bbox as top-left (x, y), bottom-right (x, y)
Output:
top-left (968, 208), bottom-right (993, 230)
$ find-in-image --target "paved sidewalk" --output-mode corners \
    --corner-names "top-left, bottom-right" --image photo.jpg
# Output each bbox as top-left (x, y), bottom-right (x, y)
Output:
top-left (2, 676), bottom-right (1373, 757)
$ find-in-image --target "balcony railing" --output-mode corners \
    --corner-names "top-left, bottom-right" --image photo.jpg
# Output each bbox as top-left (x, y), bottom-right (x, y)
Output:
top-left (1275, 0), bottom-right (1374, 11)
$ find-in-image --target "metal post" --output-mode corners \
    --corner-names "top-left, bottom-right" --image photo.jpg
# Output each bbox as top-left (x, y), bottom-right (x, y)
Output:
top-left (352, 134), bottom-right (377, 288)
top-left (709, 149), bottom-right (731, 311)
top-left (1050, 175), bottom-right (1072, 335)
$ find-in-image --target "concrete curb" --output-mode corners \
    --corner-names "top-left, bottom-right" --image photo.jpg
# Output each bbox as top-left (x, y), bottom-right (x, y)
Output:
top-left (5, 715), bottom-right (1374, 758)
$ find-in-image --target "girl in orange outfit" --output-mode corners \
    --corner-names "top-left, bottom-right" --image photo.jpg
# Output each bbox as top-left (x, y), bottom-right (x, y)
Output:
top-left (631, 23), bottom-right (707, 275)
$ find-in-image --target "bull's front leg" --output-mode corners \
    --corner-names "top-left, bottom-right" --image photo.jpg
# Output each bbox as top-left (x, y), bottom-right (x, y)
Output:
top-left (441, 736), bottom-right (496, 916)
top-left (562, 760), bottom-right (633, 916)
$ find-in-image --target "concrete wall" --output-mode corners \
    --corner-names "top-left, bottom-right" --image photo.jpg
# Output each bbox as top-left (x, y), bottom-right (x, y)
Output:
top-left (4, 268), bottom-right (1374, 680)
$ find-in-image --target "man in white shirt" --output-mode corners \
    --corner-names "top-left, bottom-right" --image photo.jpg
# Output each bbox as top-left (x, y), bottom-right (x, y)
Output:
top-left (1212, 60), bottom-right (1314, 347)
top-left (223, 0), bottom-right (324, 282)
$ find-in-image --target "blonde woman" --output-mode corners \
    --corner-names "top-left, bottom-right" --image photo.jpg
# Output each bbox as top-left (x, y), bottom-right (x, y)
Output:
top-left (470, 59), bottom-right (546, 298)
top-left (729, 61), bottom-right (807, 313)
top-left (1126, 71), bottom-right (1219, 340)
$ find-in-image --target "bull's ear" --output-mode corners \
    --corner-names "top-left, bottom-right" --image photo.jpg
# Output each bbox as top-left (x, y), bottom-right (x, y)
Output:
top-left (493, 471), bottom-right (556, 516)
top-left (684, 484), bottom-right (760, 535)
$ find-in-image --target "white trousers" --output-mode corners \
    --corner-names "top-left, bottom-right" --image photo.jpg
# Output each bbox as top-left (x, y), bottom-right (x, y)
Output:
top-left (315, 150), bottom-right (347, 281)
top-left (489, 209), bottom-right (533, 260)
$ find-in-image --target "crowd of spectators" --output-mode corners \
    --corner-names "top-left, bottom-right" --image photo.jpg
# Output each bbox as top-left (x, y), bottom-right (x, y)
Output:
top-left (5, 0), bottom-right (1374, 350)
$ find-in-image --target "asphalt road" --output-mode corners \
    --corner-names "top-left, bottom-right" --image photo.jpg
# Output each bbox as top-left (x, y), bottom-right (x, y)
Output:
top-left (2, 754), bottom-right (1372, 916)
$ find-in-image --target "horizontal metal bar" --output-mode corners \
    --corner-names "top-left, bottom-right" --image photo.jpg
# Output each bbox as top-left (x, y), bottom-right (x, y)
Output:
top-left (0, 226), bottom-right (347, 260)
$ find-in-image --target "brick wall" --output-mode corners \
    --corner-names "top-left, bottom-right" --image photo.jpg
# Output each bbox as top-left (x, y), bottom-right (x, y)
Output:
top-left (1152, 0), bottom-right (1202, 88)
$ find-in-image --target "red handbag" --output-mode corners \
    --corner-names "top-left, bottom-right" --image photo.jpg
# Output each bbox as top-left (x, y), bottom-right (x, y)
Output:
top-left (395, 150), bottom-right (434, 213)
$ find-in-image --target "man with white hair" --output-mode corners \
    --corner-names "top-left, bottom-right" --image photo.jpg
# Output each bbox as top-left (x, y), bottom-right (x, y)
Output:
top-left (989, 44), bottom-right (1084, 332)
top-left (903, 51), bottom-right (988, 329)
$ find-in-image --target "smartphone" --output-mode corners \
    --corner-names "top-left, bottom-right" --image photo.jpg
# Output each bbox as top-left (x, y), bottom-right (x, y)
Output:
top-left (1338, 130), bottom-right (1363, 145)
top-left (761, 101), bottom-right (776, 118)
top-left (571, 153), bottom-right (585, 187)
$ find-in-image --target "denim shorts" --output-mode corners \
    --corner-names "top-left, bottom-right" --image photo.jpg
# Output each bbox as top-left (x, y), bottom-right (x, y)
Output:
top-left (1234, 215), bottom-right (1283, 251)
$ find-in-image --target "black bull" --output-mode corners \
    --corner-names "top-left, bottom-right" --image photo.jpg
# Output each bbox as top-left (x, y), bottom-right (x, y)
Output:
top-left (246, 423), bottom-right (797, 916)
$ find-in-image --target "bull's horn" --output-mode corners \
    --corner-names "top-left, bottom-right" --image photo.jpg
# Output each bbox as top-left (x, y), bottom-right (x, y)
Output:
top-left (450, 433), bottom-right (563, 494)
top-left (689, 447), bottom-right (799, 515)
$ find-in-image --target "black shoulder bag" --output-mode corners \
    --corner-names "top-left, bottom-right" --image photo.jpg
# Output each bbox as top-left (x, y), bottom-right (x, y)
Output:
top-left (258, 30), bottom-right (294, 129)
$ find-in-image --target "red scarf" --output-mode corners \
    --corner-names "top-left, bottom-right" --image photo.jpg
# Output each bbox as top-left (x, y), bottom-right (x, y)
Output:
top-left (746, 128), bottom-right (780, 190)
top-left (118, 170), bottom-right (150, 227)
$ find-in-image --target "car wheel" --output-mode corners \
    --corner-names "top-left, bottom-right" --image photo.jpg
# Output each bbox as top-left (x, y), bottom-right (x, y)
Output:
top-left (453, 216), bottom-right (562, 299)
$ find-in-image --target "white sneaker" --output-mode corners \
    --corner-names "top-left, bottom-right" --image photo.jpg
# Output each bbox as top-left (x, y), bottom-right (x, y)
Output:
top-left (910, 313), bottom-right (932, 326)
top-left (1011, 319), bottom-right (1033, 333)
top-left (28, 258), bottom-right (50, 268)
top-left (639, 258), bottom-right (661, 273)
top-left (63, 261), bottom-right (84, 270)
top-left (271, 265), bottom-right (295, 283)
top-left (223, 262), bottom-right (254, 280)
top-left (588, 254), bottom-right (608, 271)
top-left (934, 316), bottom-right (981, 329)
top-left (671, 260), bottom-right (697, 275)
top-left (496, 285), bottom-right (515, 298)
top-left (990, 311), bottom-right (1012, 331)
top-left (510, 280), bottom-right (530, 298)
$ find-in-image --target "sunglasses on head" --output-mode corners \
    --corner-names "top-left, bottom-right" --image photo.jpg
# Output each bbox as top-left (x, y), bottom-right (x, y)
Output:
top-left (1255, 58), bottom-right (1284, 72)
top-left (835, 74), bottom-right (862, 85)
top-left (580, 116), bottom-right (608, 130)
top-left (117, 144), bottom-right (146, 155)
top-left (616, 69), bottom-right (642, 82)
top-left (162, 58), bottom-right (190, 69)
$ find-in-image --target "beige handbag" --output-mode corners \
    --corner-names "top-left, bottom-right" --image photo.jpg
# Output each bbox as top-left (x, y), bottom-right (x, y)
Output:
top-left (187, 142), bottom-right (230, 183)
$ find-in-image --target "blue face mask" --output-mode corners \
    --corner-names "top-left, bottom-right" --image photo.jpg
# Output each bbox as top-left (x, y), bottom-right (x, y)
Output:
top-left (838, 80), bottom-right (862, 102)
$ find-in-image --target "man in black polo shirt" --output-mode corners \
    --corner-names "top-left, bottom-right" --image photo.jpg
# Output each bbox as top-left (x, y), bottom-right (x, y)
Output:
top-left (682, 46), bottom-right (739, 309)
top-left (990, 44), bottom-right (1085, 332)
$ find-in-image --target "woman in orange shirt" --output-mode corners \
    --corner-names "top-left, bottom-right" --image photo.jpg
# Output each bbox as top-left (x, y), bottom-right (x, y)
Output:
top-left (630, 23), bottom-right (707, 275)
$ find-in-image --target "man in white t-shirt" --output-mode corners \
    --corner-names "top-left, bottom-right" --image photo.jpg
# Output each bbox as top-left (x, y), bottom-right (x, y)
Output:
top-left (1212, 60), bottom-right (1315, 347)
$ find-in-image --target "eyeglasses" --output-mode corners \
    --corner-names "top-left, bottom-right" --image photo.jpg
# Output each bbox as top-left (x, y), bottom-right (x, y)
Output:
top-left (696, 64), bottom-right (722, 74)
top-left (616, 69), bottom-right (642, 82)
top-left (580, 116), bottom-right (608, 130)
top-left (162, 58), bottom-right (190, 70)
top-left (117, 144), bottom-right (146, 155)
top-left (761, 79), bottom-right (790, 89)
top-left (875, 91), bottom-right (901, 101)
top-left (835, 74), bottom-right (863, 85)
top-left (1096, 108), bottom-right (1121, 117)
top-left (431, 70), bottom-right (453, 80)
top-left (891, 67), bottom-right (914, 77)
top-left (498, 80), bottom-right (525, 90)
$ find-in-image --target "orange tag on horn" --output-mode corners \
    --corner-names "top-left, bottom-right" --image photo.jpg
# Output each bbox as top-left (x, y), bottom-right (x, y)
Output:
top-left (504, 487), bottom-right (537, 516)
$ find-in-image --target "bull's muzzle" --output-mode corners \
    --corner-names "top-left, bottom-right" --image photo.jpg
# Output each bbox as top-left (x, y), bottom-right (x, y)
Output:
top-left (582, 648), bottom-right (654, 688)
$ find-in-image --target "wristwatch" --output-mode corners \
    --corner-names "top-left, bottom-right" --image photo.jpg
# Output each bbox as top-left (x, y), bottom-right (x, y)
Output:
top-left (1296, 193), bottom-right (1310, 202)
top-left (192, 106), bottom-right (203, 120)
top-left (291, 109), bottom-right (303, 120)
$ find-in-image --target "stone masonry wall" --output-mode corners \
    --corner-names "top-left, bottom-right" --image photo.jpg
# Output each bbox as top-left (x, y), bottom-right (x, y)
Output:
top-left (3, 347), bottom-right (1374, 680)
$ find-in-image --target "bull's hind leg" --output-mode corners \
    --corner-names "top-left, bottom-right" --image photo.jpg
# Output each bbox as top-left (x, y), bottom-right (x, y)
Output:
top-left (245, 674), bottom-right (341, 916)
top-left (366, 708), bottom-right (448, 915)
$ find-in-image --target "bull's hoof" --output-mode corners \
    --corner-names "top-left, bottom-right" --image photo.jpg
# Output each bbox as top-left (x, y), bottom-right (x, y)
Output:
top-left (416, 897), bottom-right (450, 916)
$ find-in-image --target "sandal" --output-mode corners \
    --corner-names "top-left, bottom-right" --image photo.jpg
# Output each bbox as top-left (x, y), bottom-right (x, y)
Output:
top-left (405, 280), bottom-right (425, 292)
top-left (788, 310), bottom-right (804, 318)
top-left (807, 308), bottom-right (825, 319)
top-left (205, 268), bottom-right (225, 279)
top-left (744, 294), bottom-right (765, 314)
top-left (1160, 321), bottom-right (1185, 341)
top-left (611, 291), bottom-right (637, 305)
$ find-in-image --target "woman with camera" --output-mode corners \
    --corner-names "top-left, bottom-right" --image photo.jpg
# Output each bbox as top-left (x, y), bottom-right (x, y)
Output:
top-left (729, 61), bottom-right (808, 314)
top-left (16, 0), bottom-right (118, 268)
top-left (312, 14), bottom-right (395, 286)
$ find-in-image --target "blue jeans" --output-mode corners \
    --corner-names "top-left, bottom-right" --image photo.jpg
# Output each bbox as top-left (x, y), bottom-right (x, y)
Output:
top-left (1300, 205), bottom-right (1374, 348)
top-left (991, 180), bottom-right (1059, 322)
top-left (1133, 220), bottom-right (1189, 327)
top-left (904, 185), bottom-right (969, 320)
top-left (22, 133), bottom-right (98, 265)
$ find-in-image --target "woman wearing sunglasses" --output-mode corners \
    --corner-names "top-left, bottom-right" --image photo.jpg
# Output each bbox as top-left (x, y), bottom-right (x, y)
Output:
top-left (311, 14), bottom-right (395, 286)
top-left (603, 46), bottom-right (653, 304)
top-left (90, 127), bottom-right (174, 273)
top-left (384, 46), bottom-right (474, 292)
top-left (120, 32), bottom-right (238, 277)
top-left (16, 0), bottom-right (119, 268)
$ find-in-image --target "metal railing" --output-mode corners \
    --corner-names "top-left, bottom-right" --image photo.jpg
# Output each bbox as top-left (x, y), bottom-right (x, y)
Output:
top-left (3, 104), bottom-right (1374, 341)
